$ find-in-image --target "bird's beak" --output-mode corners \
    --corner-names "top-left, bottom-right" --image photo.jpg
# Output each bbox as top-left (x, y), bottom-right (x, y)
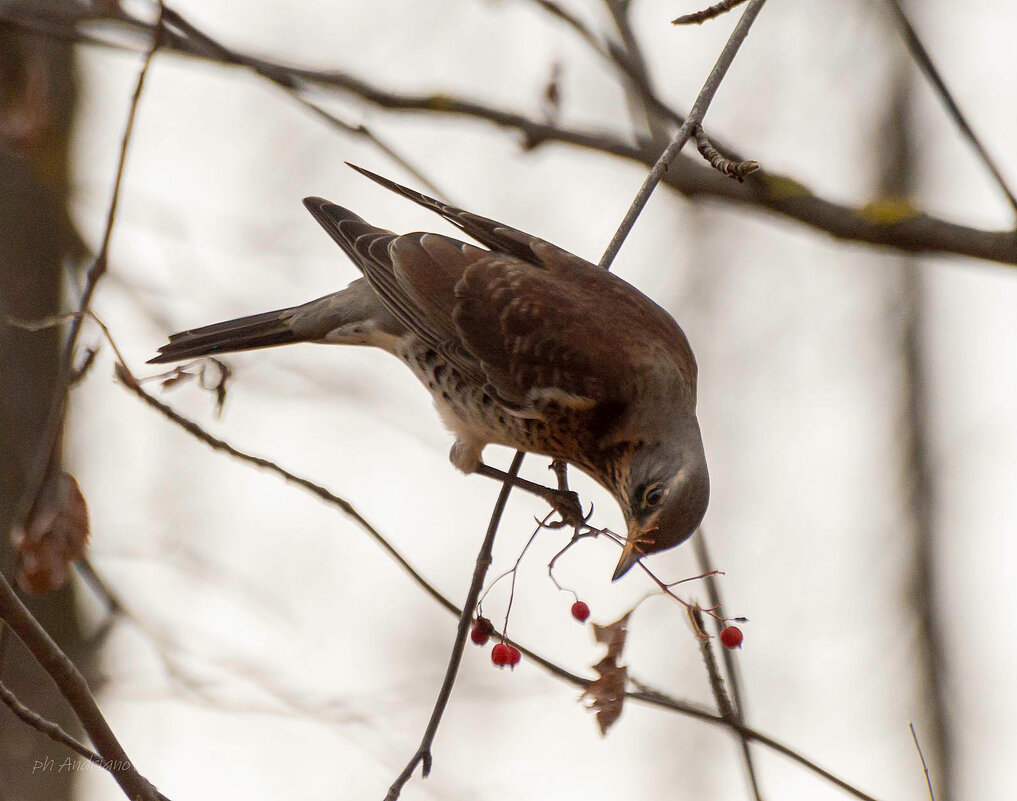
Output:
top-left (611, 523), bottom-right (644, 581)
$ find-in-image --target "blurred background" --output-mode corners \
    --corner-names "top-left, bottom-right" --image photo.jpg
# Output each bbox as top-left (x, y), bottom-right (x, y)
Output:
top-left (1, 1), bottom-right (1015, 799)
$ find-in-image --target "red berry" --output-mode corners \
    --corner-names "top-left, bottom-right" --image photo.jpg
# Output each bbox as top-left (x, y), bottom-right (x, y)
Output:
top-left (471, 617), bottom-right (493, 645)
top-left (491, 643), bottom-right (522, 669)
top-left (571, 601), bottom-right (590, 623)
top-left (720, 625), bottom-right (743, 649)
top-left (491, 643), bottom-right (511, 666)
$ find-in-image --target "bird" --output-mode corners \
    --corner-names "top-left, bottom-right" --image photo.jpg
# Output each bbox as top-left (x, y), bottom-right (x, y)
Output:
top-left (150, 164), bottom-right (709, 580)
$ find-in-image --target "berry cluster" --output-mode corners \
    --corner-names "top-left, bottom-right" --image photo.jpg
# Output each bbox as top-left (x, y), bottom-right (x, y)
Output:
top-left (471, 599), bottom-right (594, 671)
top-left (471, 618), bottom-right (522, 669)
top-left (491, 642), bottom-right (522, 668)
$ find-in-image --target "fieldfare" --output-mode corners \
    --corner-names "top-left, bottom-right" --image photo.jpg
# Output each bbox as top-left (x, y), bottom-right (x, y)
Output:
top-left (150, 165), bottom-right (709, 579)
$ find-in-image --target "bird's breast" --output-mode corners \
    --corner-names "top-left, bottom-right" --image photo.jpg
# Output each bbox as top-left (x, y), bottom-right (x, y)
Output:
top-left (397, 340), bottom-right (620, 486)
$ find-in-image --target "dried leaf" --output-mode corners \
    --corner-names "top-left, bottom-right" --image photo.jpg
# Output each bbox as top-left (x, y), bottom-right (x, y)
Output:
top-left (581, 612), bottom-right (632, 735)
top-left (581, 658), bottom-right (628, 736)
top-left (591, 611), bottom-right (630, 661)
top-left (11, 473), bottom-right (90, 596)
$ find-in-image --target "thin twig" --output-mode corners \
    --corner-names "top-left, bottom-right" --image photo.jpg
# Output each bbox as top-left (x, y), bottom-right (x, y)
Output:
top-left (114, 364), bottom-right (460, 617)
top-left (734, 720), bottom-right (880, 801)
top-left (113, 362), bottom-right (880, 799)
top-left (886, 0), bottom-right (1017, 220)
top-left (7, 1), bottom-right (886, 792)
top-left (0, 677), bottom-right (174, 801)
top-left (74, 556), bottom-right (126, 615)
top-left (598, 0), bottom-right (768, 269)
top-left (0, 678), bottom-right (106, 766)
top-left (0, 12), bottom-right (164, 800)
top-left (673, 0), bottom-right (750, 25)
top-left (0, 576), bottom-right (159, 800)
top-left (158, 6), bottom-right (449, 200)
top-left (694, 125), bottom-right (759, 181)
top-left (694, 610), bottom-right (735, 719)
top-left (12, 0), bottom-right (164, 544)
top-left (4, 3), bottom-right (1015, 264)
top-left (692, 532), bottom-right (762, 800)
top-left (909, 722), bottom-right (937, 801)
top-left (693, 617), bottom-right (762, 801)
top-left (522, 0), bottom-right (686, 132)
top-left (384, 452), bottom-right (524, 801)
top-left (626, 682), bottom-right (881, 801)
top-left (603, 0), bottom-right (671, 144)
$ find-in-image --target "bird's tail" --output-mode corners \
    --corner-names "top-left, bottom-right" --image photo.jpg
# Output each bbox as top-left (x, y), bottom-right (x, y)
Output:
top-left (148, 306), bottom-right (303, 364)
top-left (149, 279), bottom-right (400, 365)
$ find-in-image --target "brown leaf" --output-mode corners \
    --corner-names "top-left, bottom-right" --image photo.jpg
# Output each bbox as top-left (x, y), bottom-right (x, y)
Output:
top-left (581, 657), bottom-right (628, 736)
top-left (11, 473), bottom-right (90, 596)
top-left (591, 611), bottom-right (630, 661)
top-left (581, 612), bottom-right (632, 735)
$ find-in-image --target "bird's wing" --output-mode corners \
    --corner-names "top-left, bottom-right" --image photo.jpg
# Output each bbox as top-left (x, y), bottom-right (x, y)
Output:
top-left (305, 180), bottom-right (697, 420)
top-left (303, 198), bottom-right (487, 382)
top-left (346, 163), bottom-right (592, 274)
top-left (451, 254), bottom-right (698, 415)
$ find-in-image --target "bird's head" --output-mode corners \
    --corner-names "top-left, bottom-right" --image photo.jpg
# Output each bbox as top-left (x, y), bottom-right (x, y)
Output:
top-left (611, 428), bottom-right (710, 581)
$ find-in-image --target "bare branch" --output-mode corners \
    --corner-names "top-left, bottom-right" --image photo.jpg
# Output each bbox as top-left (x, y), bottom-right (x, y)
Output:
top-left (598, 0), bottom-right (768, 269)
top-left (693, 611), bottom-right (735, 720)
top-left (910, 723), bottom-right (937, 801)
top-left (692, 532), bottom-right (762, 800)
top-left (11, 0), bottom-right (165, 552)
top-left (0, 678), bottom-right (107, 767)
top-left (603, 0), bottom-right (672, 143)
top-left (0, 2), bottom-right (950, 796)
top-left (114, 361), bottom-right (880, 800)
top-left (2, 4), bottom-right (1013, 263)
top-left (385, 453), bottom-right (524, 801)
top-left (0, 677), bottom-right (173, 801)
top-left (886, 0), bottom-right (1017, 220)
top-left (158, 7), bottom-right (449, 200)
top-left (673, 0), bottom-right (750, 26)
top-left (0, 576), bottom-right (160, 800)
top-left (693, 607), bottom-right (763, 800)
top-left (523, 0), bottom-right (685, 131)
top-left (114, 364), bottom-right (460, 615)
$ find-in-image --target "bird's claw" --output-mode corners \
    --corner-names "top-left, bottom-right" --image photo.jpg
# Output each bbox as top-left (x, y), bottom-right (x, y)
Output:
top-left (544, 489), bottom-right (584, 529)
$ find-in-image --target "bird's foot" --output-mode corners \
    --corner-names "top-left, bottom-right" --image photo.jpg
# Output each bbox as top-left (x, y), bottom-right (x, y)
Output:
top-left (542, 488), bottom-right (584, 529)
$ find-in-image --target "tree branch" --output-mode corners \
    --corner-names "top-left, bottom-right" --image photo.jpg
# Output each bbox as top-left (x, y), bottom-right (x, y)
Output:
top-left (886, 0), bottom-right (1017, 220)
top-left (110, 358), bottom-right (880, 800)
top-left (0, 576), bottom-right (159, 800)
top-left (384, 453), bottom-right (524, 801)
top-left (692, 532), bottom-right (762, 799)
top-left (2, 2), bottom-right (1014, 264)
top-left (598, 0), bottom-right (768, 268)
top-left (11, 0), bottom-right (164, 556)
top-left (0, 675), bottom-right (173, 801)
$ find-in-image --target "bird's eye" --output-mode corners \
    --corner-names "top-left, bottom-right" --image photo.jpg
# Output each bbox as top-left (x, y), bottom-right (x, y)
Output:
top-left (642, 484), bottom-right (666, 508)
